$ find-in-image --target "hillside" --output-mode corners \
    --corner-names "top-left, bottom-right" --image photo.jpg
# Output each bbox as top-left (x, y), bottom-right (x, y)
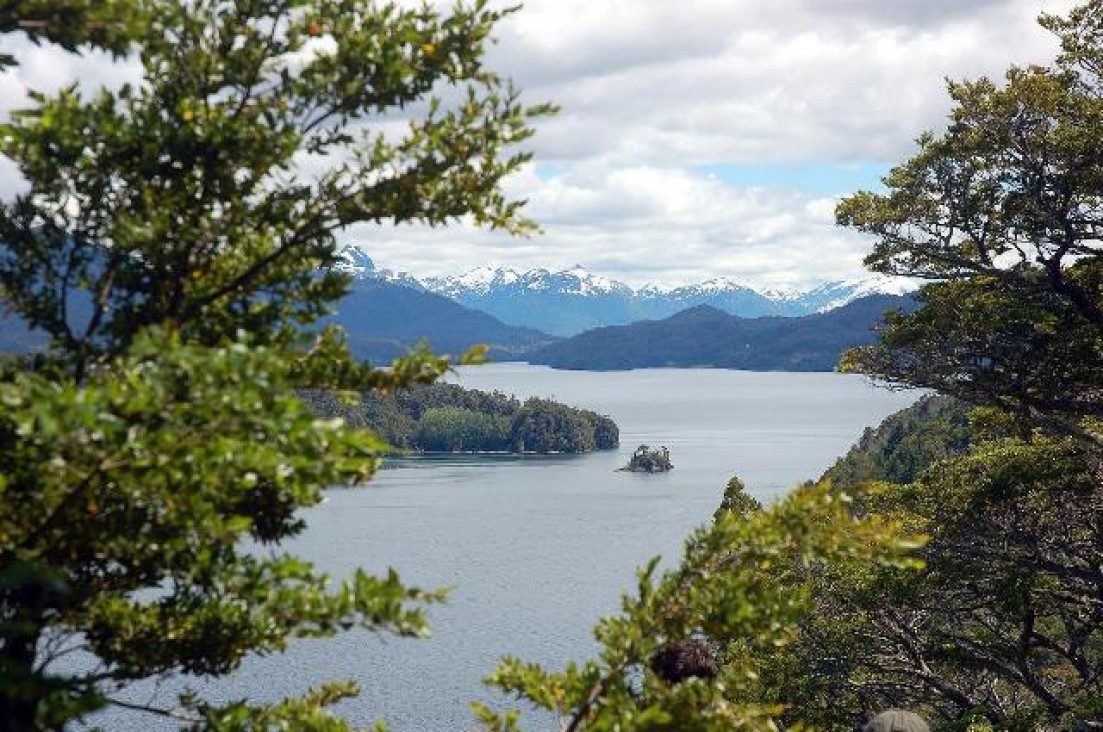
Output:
top-left (821, 394), bottom-right (973, 489)
top-left (346, 255), bottom-right (918, 336)
top-left (524, 294), bottom-right (915, 371)
top-left (324, 279), bottom-right (558, 363)
top-left (0, 279), bottom-right (558, 364)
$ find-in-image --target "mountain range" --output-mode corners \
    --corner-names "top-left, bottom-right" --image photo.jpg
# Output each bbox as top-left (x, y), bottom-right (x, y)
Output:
top-left (0, 252), bottom-right (916, 373)
top-left (341, 250), bottom-right (917, 336)
top-left (525, 294), bottom-right (917, 371)
top-left (326, 278), bottom-right (554, 363)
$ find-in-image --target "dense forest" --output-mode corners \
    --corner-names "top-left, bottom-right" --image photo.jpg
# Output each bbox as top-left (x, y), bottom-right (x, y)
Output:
top-left (822, 394), bottom-right (973, 488)
top-left (301, 382), bottom-right (619, 454)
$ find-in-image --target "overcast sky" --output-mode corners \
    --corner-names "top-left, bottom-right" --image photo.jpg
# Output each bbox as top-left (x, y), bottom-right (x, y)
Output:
top-left (0, 0), bottom-right (1080, 288)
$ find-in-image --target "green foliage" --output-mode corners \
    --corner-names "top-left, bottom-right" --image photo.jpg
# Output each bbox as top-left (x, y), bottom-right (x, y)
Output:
top-left (416, 406), bottom-right (510, 452)
top-left (621, 444), bottom-right (673, 473)
top-left (712, 476), bottom-right (761, 521)
top-left (0, 1), bottom-right (549, 728)
top-left (0, 1), bottom-right (144, 69)
top-left (509, 397), bottom-right (619, 454)
top-left (749, 437), bottom-right (1103, 729)
top-left (839, 278), bottom-right (1102, 436)
top-left (301, 382), bottom-right (619, 454)
top-left (835, 0), bottom-right (1103, 434)
top-left (835, 65), bottom-right (1102, 328)
top-left (0, 331), bottom-right (446, 728)
top-left (823, 394), bottom-right (973, 490)
top-left (474, 482), bottom-right (922, 731)
top-left (784, 2), bottom-right (1103, 728)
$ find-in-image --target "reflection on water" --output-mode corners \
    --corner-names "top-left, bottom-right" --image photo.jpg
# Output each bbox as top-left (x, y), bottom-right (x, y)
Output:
top-left (100, 365), bottom-right (919, 731)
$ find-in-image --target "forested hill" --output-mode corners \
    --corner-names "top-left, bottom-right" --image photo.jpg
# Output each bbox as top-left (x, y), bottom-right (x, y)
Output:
top-left (524, 294), bottom-right (916, 371)
top-left (822, 394), bottom-right (973, 489)
top-left (301, 381), bottom-right (618, 454)
top-left (328, 279), bottom-right (558, 363)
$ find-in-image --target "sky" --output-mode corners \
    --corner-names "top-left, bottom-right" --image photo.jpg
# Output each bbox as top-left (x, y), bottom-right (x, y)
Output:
top-left (0, 0), bottom-right (1081, 289)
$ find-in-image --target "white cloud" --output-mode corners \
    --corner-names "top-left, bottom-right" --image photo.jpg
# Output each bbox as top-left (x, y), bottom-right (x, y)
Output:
top-left (350, 161), bottom-right (873, 289)
top-left (0, 0), bottom-right (1084, 287)
top-left (350, 0), bottom-right (1079, 286)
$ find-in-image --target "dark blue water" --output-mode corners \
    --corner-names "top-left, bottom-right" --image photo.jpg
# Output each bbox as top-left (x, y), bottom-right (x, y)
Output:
top-left (98, 365), bottom-right (918, 730)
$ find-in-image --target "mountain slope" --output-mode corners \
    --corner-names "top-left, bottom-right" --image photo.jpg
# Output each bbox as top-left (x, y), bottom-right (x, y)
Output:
top-left (524, 294), bottom-right (915, 371)
top-left (0, 277), bottom-right (555, 364)
top-left (821, 395), bottom-right (972, 489)
top-left (425, 265), bottom-right (646, 336)
top-left (411, 262), bottom-right (917, 336)
top-left (329, 279), bottom-right (557, 363)
top-left (0, 309), bottom-right (46, 353)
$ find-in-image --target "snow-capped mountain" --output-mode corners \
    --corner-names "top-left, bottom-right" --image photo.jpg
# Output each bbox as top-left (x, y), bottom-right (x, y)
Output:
top-left (799, 275), bottom-right (919, 313)
top-left (427, 264), bottom-right (632, 299)
top-left (424, 265), bottom-right (639, 335)
top-left (418, 265), bottom-right (916, 335)
top-left (335, 248), bottom-right (376, 277)
top-left (336, 247), bottom-right (426, 290)
top-left (422, 266), bottom-right (522, 297)
top-left (337, 251), bottom-right (917, 336)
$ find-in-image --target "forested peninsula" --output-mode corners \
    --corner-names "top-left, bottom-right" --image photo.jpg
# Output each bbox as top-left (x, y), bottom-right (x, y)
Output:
top-left (301, 382), bottom-right (619, 454)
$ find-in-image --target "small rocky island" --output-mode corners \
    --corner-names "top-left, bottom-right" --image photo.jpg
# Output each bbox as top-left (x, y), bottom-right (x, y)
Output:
top-left (620, 444), bottom-right (673, 473)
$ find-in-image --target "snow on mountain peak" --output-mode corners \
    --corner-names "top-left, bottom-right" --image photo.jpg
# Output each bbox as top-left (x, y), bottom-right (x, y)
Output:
top-left (335, 247), bottom-right (376, 277)
top-left (556, 265), bottom-right (628, 296)
top-left (424, 265), bottom-right (522, 295)
top-left (759, 284), bottom-right (800, 301)
top-left (686, 277), bottom-right (756, 295)
top-left (809, 275), bottom-right (919, 312)
top-left (344, 255), bottom-right (917, 317)
top-left (458, 266), bottom-right (521, 290)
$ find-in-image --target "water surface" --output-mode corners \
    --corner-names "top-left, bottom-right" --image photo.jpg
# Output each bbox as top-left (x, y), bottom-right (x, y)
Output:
top-left (108, 365), bottom-right (919, 730)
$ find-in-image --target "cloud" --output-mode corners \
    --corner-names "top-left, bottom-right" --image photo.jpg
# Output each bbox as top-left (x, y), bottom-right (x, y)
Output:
top-left (492, 0), bottom-right (1075, 166)
top-left (0, 0), bottom-right (1084, 287)
top-left (347, 0), bottom-right (1078, 286)
top-left (350, 161), bottom-right (874, 289)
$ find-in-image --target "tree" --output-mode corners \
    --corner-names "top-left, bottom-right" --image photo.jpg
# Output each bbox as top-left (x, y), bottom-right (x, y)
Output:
top-left (476, 3), bottom-right (1103, 729)
top-left (0, 0), bottom-right (549, 728)
top-left (836, 0), bottom-right (1103, 435)
top-left (741, 1), bottom-right (1103, 726)
top-left (620, 444), bottom-right (673, 473)
top-left (712, 475), bottom-right (761, 521)
top-left (742, 436), bottom-right (1103, 729)
top-left (415, 406), bottom-right (510, 452)
top-left (0, 0), bottom-right (142, 70)
top-left (1, 0), bottom-right (551, 379)
top-left (822, 394), bottom-right (973, 489)
top-left (508, 398), bottom-right (609, 454)
top-left (473, 482), bottom-right (919, 731)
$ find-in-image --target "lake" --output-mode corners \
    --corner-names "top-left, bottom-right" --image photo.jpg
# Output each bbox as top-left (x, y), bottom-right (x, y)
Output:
top-left (104, 365), bottom-right (919, 730)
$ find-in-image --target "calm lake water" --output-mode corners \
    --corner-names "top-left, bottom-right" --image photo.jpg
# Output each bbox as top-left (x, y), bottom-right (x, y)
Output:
top-left (103, 365), bottom-right (918, 730)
